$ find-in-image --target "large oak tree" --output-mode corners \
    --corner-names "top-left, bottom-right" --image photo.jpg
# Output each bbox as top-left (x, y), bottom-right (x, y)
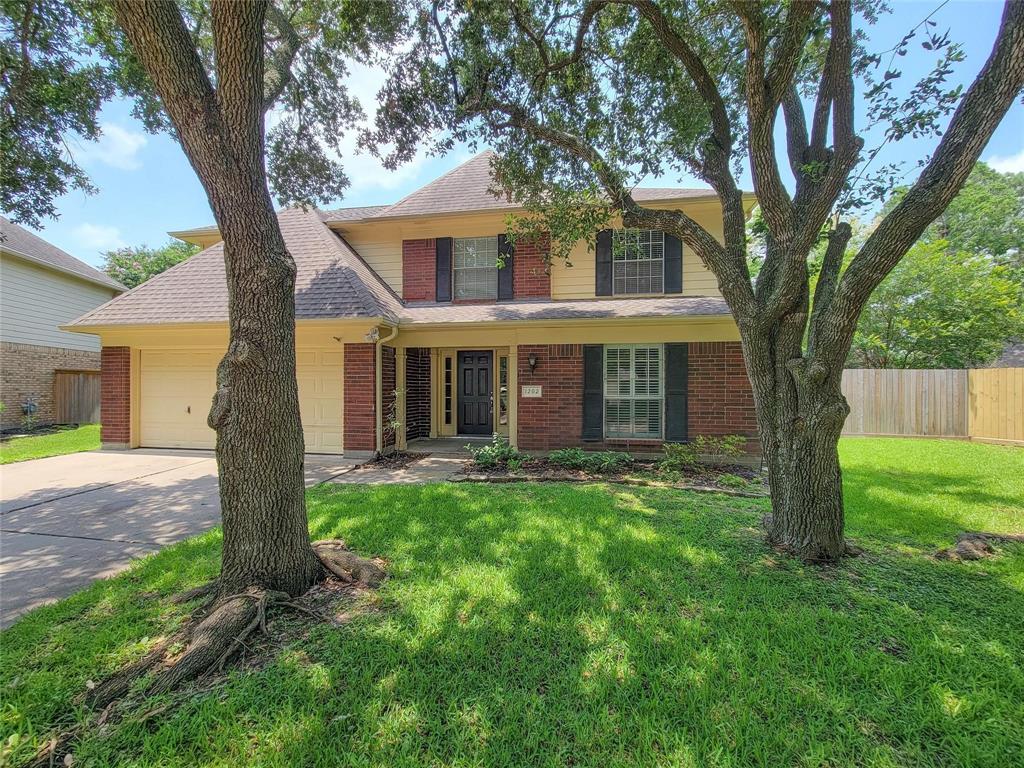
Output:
top-left (368, 0), bottom-right (1024, 562)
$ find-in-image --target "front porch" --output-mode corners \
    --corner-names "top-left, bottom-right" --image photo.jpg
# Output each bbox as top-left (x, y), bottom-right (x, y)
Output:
top-left (406, 435), bottom-right (493, 457)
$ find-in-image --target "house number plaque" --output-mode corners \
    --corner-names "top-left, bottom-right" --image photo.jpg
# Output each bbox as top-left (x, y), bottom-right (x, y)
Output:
top-left (521, 385), bottom-right (543, 398)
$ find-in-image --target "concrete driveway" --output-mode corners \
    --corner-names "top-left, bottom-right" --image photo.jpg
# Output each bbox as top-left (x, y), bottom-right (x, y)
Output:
top-left (0, 449), bottom-right (358, 628)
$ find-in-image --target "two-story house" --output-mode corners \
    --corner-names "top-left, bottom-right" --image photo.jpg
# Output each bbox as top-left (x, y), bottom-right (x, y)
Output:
top-left (1, 216), bottom-right (126, 429)
top-left (67, 152), bottom-right (758, 457)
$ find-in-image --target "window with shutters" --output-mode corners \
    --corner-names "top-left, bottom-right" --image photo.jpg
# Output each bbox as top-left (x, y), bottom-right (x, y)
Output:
top-left (612, 229), bottom-right (664, 295)
top-left (604, 344), bottom-right (663, 438)
top-left (453, 236), bottom-right (499, 299)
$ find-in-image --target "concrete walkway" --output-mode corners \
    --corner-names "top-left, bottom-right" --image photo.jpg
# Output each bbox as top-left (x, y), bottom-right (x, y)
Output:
top-left (0, 449), bottom-right (357, 627)
top-left (326, 455), bottom-right (467, 485)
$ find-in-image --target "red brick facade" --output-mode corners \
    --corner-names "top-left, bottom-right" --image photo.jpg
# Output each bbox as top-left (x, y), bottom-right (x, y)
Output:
top-left (402, 239), bottom-right (436, 301)
top-left (1, 341), bottom-right (101, 429)
top-left (100, 346), bottom-right (131, 445)
top-left (343, 343), bottom-right (377, 453)
top-left (515, 341), bottom-right (758, 452)
top-left (687, 342), bottom-right (758, 439)
top-left (512, 234), bottom-right (551, 299)
top-left (405, 348), bottom-right (431, 440)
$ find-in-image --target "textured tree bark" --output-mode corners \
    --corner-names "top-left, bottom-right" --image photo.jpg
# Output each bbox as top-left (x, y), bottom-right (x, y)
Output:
top-left (113, 0), bottom-right (323, 596)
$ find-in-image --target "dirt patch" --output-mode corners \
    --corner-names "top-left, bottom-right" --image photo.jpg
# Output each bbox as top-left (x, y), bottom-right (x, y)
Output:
top-left (935, 531), bottom-right (1024, 561)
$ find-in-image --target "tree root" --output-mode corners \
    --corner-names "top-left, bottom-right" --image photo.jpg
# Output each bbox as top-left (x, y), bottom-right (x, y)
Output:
top-left (935, 531), bottom-right (1024, 561)
top-left (313, 540), bottom-right (386, 587)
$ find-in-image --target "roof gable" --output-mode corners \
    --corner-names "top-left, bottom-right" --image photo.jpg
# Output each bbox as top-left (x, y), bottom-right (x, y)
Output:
top-left (0, 216), bottom-right (125, 291)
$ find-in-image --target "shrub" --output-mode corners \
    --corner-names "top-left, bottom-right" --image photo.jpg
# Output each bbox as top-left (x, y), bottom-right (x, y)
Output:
top-left (661, 434), bottom-right (747, 471)
top-left (467, 434), bottom-right (520, 468)
top-left (548, 447), bottom-right (632, 473)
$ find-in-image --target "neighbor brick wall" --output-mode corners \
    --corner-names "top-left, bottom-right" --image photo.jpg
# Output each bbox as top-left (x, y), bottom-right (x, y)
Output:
top-left (402, 239), bottom-right (436, 302)
top-left (515, 341), bottom-right (759, 453)
top-left (100, 346), bottom-right (131, 445)
top-left (512, 234), bottom-right (551, 299)
top-left (687, 342), bottom-right (758, 443)
top-left (344, 343), bottom-right (376, 453)
top-left (1, 341), bottom-right (100, 429)
top-left (381, 346), bottom-right (397, 448)
top-left (405, 348), bottom-right (431, 440)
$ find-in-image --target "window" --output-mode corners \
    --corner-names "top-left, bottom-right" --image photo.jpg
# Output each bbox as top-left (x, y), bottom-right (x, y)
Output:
top-left (604, 344), bottom-right (663, 438)
top-left (612, 229), bottom-right (664, 295)
top-left (453, 236), bottom-right (499, 300)
top-left (498, 355), bottom-right (509, 425)
top-left (444, 356), bottom-right (453, 425)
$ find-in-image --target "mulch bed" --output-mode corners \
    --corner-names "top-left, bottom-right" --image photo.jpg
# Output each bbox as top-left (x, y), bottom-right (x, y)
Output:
top-left (458, 457), bottom-right (769, 497)
top-left (350, 451), bottom-right (427, 471)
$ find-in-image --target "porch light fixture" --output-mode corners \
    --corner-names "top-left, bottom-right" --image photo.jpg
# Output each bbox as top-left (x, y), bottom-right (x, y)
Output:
top-left (528, 353), bottom-right (539, 373)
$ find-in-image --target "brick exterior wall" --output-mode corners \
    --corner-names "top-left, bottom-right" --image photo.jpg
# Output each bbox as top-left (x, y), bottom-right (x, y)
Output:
top-left (1, 341), bottom-right (101, 429)
top-left (687, 342), bottom-right (758, 441)
top-left (515, 341), bottom-right (758, 453)
top-left (405, 348), bottom-right (431, 440)
top-left (512, 234), bottom-right (551, 299)
top-left (343, 343), bottom-right (376, 453)
top-left (402, 239), bottom-right (436, 302)
top-left (381, 346), bottom-right (397, 449)
top-left (100, 346), bottom-right (131, 445)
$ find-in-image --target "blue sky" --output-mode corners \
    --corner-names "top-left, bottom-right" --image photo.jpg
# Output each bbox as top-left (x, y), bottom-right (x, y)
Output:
top-left (33, 0), bottom-right (1024, 269)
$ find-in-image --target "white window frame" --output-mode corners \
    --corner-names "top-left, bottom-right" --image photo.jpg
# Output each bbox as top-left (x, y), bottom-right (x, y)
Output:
top-left (603, 344), bottom-right (664, 439)
top-left (612, 229), bottom-right (665, 296)
top-left (453, 236), bottom-right (499, 300)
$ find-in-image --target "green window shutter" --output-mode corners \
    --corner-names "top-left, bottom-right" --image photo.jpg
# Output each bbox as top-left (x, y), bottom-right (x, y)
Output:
top-left (582, 344), bottom-right (604, 441)
top-left (664, 343), bottom-right (688, 442)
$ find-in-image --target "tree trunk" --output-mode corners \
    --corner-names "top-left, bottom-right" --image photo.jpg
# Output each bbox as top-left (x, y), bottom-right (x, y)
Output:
top-left (112, 0), bottom-right (323, 597)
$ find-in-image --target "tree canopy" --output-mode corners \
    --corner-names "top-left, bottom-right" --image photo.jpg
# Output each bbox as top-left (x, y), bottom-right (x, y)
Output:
top-left (101, 239), bottom-right (198, 288)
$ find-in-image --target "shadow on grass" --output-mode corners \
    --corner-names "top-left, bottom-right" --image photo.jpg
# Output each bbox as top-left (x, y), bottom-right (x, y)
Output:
top-left (4, 482), bottom-right (1018, 767)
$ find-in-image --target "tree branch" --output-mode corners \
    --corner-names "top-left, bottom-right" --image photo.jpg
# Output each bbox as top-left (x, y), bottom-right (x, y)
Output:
top-left (819, 0), bottom-right (1024, 368)
top-left (262, 3), bottom-right (302, 112)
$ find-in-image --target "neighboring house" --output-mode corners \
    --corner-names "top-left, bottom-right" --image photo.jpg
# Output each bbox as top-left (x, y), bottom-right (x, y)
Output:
top-left (1, 217), bottom-right (126, 430)
top-left (67, 152), bottom-right (758, 457)
top-left (991, 341), bottom-right (1024, 367)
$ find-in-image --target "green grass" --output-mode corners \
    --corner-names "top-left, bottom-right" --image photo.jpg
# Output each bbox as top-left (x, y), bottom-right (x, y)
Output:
top-left (2, 438), bottom-right (1022, 767)
top-left (0, 424), bottom-right (100, 464)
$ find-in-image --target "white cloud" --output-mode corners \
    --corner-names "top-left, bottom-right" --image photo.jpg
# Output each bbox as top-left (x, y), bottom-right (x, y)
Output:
top-left (76, 123), bottom-right (147, 171)
top-left (73, 223), bottom-right (126, 253)
top-left (985, 148), bottom-right (1024, 174)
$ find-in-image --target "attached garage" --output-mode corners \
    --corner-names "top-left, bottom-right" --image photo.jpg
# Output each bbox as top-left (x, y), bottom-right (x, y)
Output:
top-left (139, 347), bottom-right (344, 454)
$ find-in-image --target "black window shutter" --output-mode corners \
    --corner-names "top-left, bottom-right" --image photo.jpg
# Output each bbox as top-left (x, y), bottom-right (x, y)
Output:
top-left (497, 233), bottom-right (514, 300)
top-left (435, 237), bottom-right (452, 302)
top-left (664, 233), bottom-right (682, 294)
top-left (595, 229), bottom-right (612, 296)
top-left (664, 343), bottom-right (689, 442)
top-left (582, 344), bottom-right (604, 441)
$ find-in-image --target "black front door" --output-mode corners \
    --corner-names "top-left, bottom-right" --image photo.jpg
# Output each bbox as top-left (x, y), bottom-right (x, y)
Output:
top-left (458, 350), bottom-right (493, 434)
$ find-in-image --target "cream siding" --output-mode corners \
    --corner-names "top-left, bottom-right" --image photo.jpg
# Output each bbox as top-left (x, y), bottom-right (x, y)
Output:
top-left (1, 253), bottom-right (118, 352)
top-left (334, 199), bottom-right (731, 301)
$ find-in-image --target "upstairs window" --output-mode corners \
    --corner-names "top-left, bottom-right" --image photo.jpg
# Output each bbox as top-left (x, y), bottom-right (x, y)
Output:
top-left (453, 236), bottom-right (499, 300)
top-left (612, 229), bottom-right (664, 295)
top-left (604, 344), bottom-right (663, 439)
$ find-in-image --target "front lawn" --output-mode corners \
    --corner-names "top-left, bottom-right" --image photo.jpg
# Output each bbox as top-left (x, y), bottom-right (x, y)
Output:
top-left (2, 438), bottom-right (1022, 767)
top-left (0, 424), bottom-right (100, 464)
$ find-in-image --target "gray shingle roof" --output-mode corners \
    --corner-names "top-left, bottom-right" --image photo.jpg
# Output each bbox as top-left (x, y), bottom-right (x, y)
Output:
top-left (71, 208), bottom-right (401, 327)
top-left (399, 296), bottom-right (730, 324)
top-left (0, 216), bottom-right (126, 291)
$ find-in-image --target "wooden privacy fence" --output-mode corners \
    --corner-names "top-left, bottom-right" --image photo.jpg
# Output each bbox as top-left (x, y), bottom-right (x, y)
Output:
top-left (841, 367), bottom-right (1023, 445)
top-left (53, 369), bottom-right (101, 424)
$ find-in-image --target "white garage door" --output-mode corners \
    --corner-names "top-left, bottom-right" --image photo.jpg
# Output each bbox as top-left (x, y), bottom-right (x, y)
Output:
top-left (140, 348), bottom-right (344, 454)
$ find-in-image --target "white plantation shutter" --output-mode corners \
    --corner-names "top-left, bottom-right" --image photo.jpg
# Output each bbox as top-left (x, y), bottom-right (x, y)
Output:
top-left (603, 344), bottom-right (663, 438)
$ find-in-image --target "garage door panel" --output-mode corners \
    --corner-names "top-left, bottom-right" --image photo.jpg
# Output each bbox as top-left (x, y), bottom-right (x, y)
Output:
top-left (141, 347), bottom-right (344, 454)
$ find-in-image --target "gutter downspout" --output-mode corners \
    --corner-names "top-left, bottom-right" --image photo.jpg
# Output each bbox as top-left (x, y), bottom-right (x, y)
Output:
top-left (375, 322), bottom-right (399, 455)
